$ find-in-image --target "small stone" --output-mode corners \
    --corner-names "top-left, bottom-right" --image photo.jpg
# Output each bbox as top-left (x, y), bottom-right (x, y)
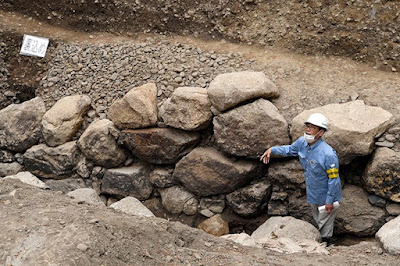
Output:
top-left (77, 243), bottom-right (88, 251)
top-left (375, 141), bottom-right (394, 148)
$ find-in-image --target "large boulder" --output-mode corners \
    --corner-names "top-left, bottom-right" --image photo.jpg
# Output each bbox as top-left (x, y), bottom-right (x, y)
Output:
top-left (213, 99), bottom-right (290, 158)
top-left (77, 119), bottom-right (127, 168)
top-left (363, 147), bottom-right (400, 202)
top-left (42, 95), bottom-right (91, 147)
top-left (290, 100), bottom-right (395, 164)
top-left (159, 87), bottom-right (212, 131)
top-left (251, 216), bottom-right (321, 242)
top-left (207, 71), bottom-right (279, 112)
top-left (376, 215), bottom-right (400, 255)
top-left (119, 128), bottom-right (199, 164)
top-left (173, 147), bottom-right (263, 196)
top-left (226, 179), bottom-right (272, 217)
top-left (335, 185), bottom-right (386, 236)
top-left (23, 141), bottom-right (81, 179)
top-left (108, 83), bottom-right (158, 129)
top-left (159, 186), bottom-right (198, 215)
top-left (267, 159), bottom-right (305, 190)
top-left (0, 97), bottom-right (46, 152)
top-left (101, 163), bottom-right (153, 200)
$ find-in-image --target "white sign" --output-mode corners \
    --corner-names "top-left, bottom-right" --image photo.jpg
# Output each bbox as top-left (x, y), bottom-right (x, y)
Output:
top-left (20, 34), bottom-right (49, 58)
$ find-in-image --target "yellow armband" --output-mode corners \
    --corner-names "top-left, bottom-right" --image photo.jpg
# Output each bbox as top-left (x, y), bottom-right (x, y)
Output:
top-left (326, 168), bottom-right (339, 179)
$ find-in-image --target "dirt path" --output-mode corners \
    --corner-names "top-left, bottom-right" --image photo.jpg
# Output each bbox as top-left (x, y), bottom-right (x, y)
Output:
top-left (2, 10), bottom-right (399, 124)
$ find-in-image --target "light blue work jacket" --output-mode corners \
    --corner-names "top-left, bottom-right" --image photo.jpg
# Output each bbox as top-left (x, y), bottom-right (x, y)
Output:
top-left (271, 137), bottom-right (342, 205)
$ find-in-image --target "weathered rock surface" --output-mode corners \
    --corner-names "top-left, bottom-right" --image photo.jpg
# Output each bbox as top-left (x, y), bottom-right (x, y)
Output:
top-left (213, 98), bottom-right (289, 158)
top-left (23, 141), bottom-right (81, 179)
top-left (101, 164), bottom-right (153, 200)
top-left (335, 185), bottom-right (386, 236)
top-left (0, 97), bottom-right (46, 152)
top-left (0, 150), bottom-right (14, 163)
top-left (363, 147), bottom-right (400, 203)
top-left (149, 166), bottom-right (175, 188)
top-left (110, 196), bottom-right (155, 217)
top-left (4, 171), bottom-right (49, 189)
top-left (42, 95), bottom-right (91, 147)
top-left (251, 216), bottom-right (321, 242)
top-left (119, 127), bottom-right (199, 164)
top-left (267, 159), bottom-right (305, 190)
top-left (376, 215), bottom-right (400, 255)
top-left (159, 87), bottom-right (212, 131)
top-left (0, 162), bottom-right (23, 177)
top-left (173, 147), bottom-right (263, 196)
top-left (207, 71), bottom-right (279, 112)
top-left (108, 83), bottom-right (158, 129)
top-left (226, 179), bottom-right (272, 217)
top-left (291, 101), bottom-right (395, 164)
top-left (386, 203), bottom-right (400, 216)
top-left (67, 188), bottom-right (104, 205)
top-left (77, 119), bottom-right (127, 168)
top-left (159, 186), bottom-right (198, 215)
top-left (198, 214), bottom-right (229, 237)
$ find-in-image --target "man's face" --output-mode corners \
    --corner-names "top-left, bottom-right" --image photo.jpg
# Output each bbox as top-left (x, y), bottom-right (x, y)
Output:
top-left (304, 123), bottom-right (320, 135)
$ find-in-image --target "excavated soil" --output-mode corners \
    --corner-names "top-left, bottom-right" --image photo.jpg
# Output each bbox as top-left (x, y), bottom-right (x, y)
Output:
top-left (1, 1), bottom-right (400, 265)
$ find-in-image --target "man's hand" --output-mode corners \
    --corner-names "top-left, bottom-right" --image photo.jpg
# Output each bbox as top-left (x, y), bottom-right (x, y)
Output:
top-left (325, 203), bottom-right (334, 213)
top-left (260, 148), bottom-right (272, 164)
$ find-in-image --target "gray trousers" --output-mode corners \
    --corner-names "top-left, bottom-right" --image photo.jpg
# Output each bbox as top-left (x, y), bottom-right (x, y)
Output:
top-left (310, 204), bottom-right (338, 238)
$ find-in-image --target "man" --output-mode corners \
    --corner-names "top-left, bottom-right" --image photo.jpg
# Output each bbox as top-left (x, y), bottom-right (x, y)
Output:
top-left (260, 113), bottom-right (342, 244)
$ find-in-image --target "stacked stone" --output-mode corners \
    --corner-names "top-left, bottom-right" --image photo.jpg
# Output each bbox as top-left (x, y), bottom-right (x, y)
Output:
top-left (38, 40), bottom-right (261, 118)
top-left (0, 40), bottom-right (11, 109)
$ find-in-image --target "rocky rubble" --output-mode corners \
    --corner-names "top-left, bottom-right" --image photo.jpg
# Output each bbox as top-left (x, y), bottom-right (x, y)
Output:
top-left (1, 71), bottom-right (400, 257)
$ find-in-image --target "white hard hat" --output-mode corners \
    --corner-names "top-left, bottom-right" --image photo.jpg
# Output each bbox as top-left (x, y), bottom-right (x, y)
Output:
top-left (305, 113), bottom-right (328, 130)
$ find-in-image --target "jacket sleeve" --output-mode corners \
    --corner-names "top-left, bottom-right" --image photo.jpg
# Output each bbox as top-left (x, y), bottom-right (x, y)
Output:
top-left (324, 151), bottom-right (340, 205)
top-left (270, 138), bottom-right (302, 157)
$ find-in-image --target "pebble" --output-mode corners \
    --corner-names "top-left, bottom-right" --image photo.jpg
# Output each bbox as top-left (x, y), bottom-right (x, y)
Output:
top-left (375, 141), bottom-right (394, 148)
top-left (77, 243), bottom-right (88, 251)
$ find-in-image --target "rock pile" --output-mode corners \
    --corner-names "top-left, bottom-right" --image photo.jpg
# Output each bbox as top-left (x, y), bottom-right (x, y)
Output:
top-left (1, 71), bottom-right (400, 255)
top-left (37, 41), bottom-right (262, 117)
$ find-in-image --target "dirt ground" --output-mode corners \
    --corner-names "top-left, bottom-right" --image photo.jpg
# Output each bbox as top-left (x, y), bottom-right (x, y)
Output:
top-left (1, 2), bottom-right (400, 265)
top-left (1, 179), bottom-right (399, 265)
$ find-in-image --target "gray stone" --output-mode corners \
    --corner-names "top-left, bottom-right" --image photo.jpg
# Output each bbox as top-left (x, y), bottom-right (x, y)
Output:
top-left (251, 216), bottom-right (321, 242)
top-left (4, 171), bottom-right (49, 189)
top-left (336, 185), bottom-right (386, 236)
top-left (23, 141), bottom-right (81, 179)
top-left (290, 101), bottom-right (395, 164)
top-left (78, 119), bottom-right (127, 168)
top-left (101, 163), bottom-right (153, 200)
top-left (110, 196), bottom-right (155, 218)
top-left (67, 188), bottom-right (104, 205)
top-left (213, 99), bottom-right (290, 158)
top-left (376, 215), bottom-right (400, 255)
top-left (159, 87), bottom-right (212, 130)
top-left (226, 179), bottom-right (272, 217)
top-left (207, 71), bottom-right (279, 112)
top-left (42, 95), bottom-right (91, 146)
top-left (173, 147), bottom-right (263, 196)
top-left (0, 97), bottom-right (46, 152)
top-left (159, 186), bottom-right (197, 215)
top-left (149, 166), bottom-right (175, 188)
top-left (119, 127), bottom-right (199, 164)
top-left (0, 162), bottom-right (24, 177)
top-left (368, 194), bottom-right (387, 208)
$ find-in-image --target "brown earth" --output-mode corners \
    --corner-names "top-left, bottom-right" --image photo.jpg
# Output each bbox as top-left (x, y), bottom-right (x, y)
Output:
top-left (1, 1), bottom-right (400, 265)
